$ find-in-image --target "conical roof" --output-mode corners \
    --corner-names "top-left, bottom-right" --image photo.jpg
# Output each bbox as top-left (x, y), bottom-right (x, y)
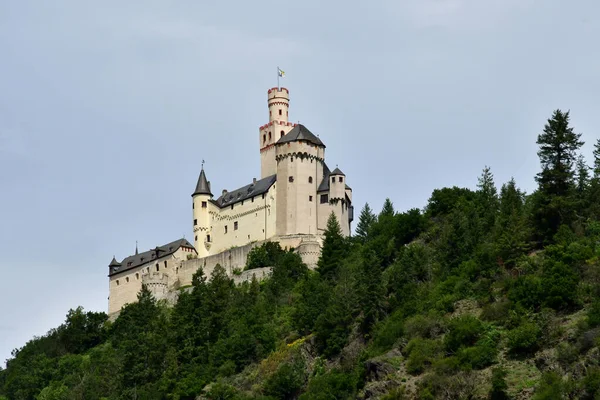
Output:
top-left (331, 167), bottom-right (345, 175)
top-left (109, 256), bottom-right (121, 267)
top-left (192, 168), bottom-right (212, 196)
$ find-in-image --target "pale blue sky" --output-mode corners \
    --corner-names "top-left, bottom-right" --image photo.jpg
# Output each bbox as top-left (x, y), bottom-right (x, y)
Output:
top-left (1, 0), bottom-right (599, 365)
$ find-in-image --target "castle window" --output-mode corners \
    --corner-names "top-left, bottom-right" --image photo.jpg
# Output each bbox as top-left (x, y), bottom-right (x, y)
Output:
top-left (280, 130), bottom-right (284, 137)
top-left (309, 195), bottom-right (313, 202)
top-left (279, 109), bottom-right (282, 115)
top-left (192, 203), bottom-right (194, 209)
top-left (286, 111), bottom-right (288, 116)
top-left (164, 261), bottom-right (167, 269)
top-left (194, 219), bottom-right (198, 226)
top-left (225, 225), bottom-right (228, 234)
top-left (332, 177), bottom-right (335, 183)
top-left (127, 262), bottom-right (132, 267)
top-left (252, 196), bottom-right (254, 202)
top-left (339, 177), bottom-right (343, 183)
top-left (136, 273), bottom-right (139, 280)
top-left (289, 176), bottom-right (294, 183)
top-left (270, 111), bottom-right (272, 116)
top-left (234, 221), bottom-right (238, 230)
top-left (156, 263), bottom-right (159, 272)
top-left (202, 201), bottom-right (207, 208)
top-left (308, 176), bottom-right (313, 183)
top-left (241, 200), bottom-right (244, 205)
top-left (207, 234), bottom-right (211, 242)
top-left (262, 194), bottom-right (265, 199)
top-left (320, 194), bottom-right (329, 204)
top-left (116, 280), bottom-right (120, 286)
top-left (126, 277), bottom-right (129, 283)
top-left (231, 204), bottom-right (234, 210)
top-left (195, 235), bottom-right (198, 241)
top-left (291, 157), bottom-right (293, 162)
top-left (263, 134), bottom-right (266, 144)
top-left (269, 132), bottom-right (272, 141)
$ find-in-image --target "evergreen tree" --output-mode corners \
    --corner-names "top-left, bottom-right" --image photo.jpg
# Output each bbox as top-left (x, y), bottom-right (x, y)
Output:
top-left (593, 139), bottom-right (600, 179)
top-left (317, 213), bottom-right (347, 281)
top-left (356, 250), bottom-right (385, 334)
top-left (379, 198), bottom-right (395, 219)
top-left (476, 166), bottom-right (499, 233)
top-left (355, 203), bottom-right (376, 242)
top-left (533, 109), bottom-right (584, 242)
top-left (496, 179), bottom-right (530, 267)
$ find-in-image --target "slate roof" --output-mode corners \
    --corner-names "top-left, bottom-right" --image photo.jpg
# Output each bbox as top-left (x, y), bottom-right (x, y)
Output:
top-left (213, 174), bottom-right (277, 208)
top-left (331, 167), bottom-right (345, 175)
top-left (317, 164), bottom-right (331, 192)
top-left (109, 257), bottom-right (121, 267)
top-left (193, 168), bottom-right (212, 196)
top-left (276, 124), bottom-right (325, 147)
top-left (108, 238), bottom-right (195, 277)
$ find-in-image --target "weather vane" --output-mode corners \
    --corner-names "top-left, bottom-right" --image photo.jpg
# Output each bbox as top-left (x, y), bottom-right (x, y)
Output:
top-left (202, 159), bottom-right (205, 170)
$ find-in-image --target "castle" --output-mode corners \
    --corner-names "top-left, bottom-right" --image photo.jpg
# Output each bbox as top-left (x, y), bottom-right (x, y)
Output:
top-left (107, 87), bottom-right (353, 315)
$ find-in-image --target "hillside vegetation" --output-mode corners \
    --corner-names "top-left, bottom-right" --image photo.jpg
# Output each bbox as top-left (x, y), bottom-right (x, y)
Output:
top-left (3, 109), bottom-right (600, 399)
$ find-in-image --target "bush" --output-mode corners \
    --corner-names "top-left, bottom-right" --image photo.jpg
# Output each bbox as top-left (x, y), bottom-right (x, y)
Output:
top-left (490, 367), bottom-right (509, 400)
top-left (507, 322), bottom-right (541, 355)
top-left (246, 242), bottom-right (286, 270)
top-left (509, 275), bottom-right (542, 310)
top-left (444, 316), bottom-right (484, 352)
top-left (370, 310), bottom-right (404, 354)
top-left (481, 299), bottom-right (511, 324)
top-left (588, 300), bottom-right (600, 328)
top-left (263, 361), bottom-right (305, 399)
top-left (456, 342), bottom-right (497, 370)
top-left (299, 371), bottom-right (356, 400)
top-left (404, 313), bottom-right (444, 340)
top-left (556, 342), bottom-right (578, 367)
top-left (540, 261), bottom-right (579, 310)
top-left (205, 382), bottom-right (239, 400)
top-left (583, 367), bottom-right (600, 399)
top-left (405, 338), bottom-right (443, 375)
top-left (533, 371), bottom-right (570, 400)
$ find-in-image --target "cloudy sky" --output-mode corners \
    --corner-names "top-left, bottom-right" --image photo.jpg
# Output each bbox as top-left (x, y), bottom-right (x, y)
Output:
top-left (1, 0), bottom-right (599, 365)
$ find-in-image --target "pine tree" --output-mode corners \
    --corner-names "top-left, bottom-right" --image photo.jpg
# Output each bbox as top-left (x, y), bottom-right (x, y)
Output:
top-left (496, 178), bottom-right (530, 267)
top-left (533, 109), bottom-right (584, 243)
top-left (575, 154), bottom-right (590, 195)
top-left (317, 213), bottom-right (346, 281)
top-left (476, 166), bottom-right (499, 233)
top-left (593, 139), bottom-right (600, 179)
top-left (379, 198), bottom-right (395, 219)
top-left (355, 203), bottom-right (376, 242)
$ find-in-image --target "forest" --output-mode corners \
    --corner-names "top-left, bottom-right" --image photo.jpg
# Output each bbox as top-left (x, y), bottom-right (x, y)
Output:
top-left (2, 109), bottom-right (600, 399)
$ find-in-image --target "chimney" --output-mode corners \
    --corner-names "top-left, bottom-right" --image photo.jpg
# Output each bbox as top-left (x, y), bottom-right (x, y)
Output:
top-left (253, 178), bottom-right (257, 184)
top-left (222, 189), bottom-right (227, 196)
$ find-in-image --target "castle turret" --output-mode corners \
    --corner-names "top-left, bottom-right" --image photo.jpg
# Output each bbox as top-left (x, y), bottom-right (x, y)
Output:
top-left (275, 124), bottom-right (325, 236)
top-left (329, 167), bottom-right (350, 236)
top-left (108, 256), bottom-right (121, 275)
top-left (192, 167), bottom-right (212, 257)
top-left (260, 87), bottom-right (295, 178)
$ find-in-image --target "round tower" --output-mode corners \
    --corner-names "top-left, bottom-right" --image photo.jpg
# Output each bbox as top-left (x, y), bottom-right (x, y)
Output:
top-left (328, 167), bottom-right (349, 236)
top-left (260, 87), bottom-right (294, 178)
top-left (275, 124), bottom-right (325, 237)
top-left (192, 167), bottom-right (212, 257)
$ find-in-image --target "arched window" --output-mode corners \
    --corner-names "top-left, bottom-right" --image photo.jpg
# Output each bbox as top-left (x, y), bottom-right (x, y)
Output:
top-left (269, 132), bottom-right (272, 141)
top-left (136, 273), bottom-right (139, 280)
top-left (281, 130), bottom-right (285, 138)
top-left (308, 176), bottom-right (313, 183)
top-left (263, 134), bottom-right (266, 144)
top-left (164, 261), bottom-right (167, 269)
top-left (126, 277), bottom-right (129, 283)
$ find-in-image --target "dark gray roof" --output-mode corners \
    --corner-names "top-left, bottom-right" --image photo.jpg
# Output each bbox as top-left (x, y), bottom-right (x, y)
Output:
top-left (331, 167), bottom-right (345, 176)
top-left (192, 168), bottom-right (212, 196)
top-left (109, 257), bottom-right (121, 267)
top-left (317, 164), bottom-right (331, 192)
top-left (276, 124), bottom-right (325, 147)
top-left (214, 174), bottom-right (277, 208)
top-left (109, 238), bottom-right (195, 277)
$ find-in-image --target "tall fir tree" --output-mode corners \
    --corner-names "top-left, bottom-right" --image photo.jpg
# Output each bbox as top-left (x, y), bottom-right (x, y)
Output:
top-left (476, 166), bottom-right (499, 233)
top-left (355, 203), bottom-right (376, 242)
top-left (379, 198), bottom-right (395, 219)
top-left (495, 178), bottom-right (530, 267)
top-left (533, 109), bottom-right (584, 243)
top-left (317, 213), bottom-right (346, 281)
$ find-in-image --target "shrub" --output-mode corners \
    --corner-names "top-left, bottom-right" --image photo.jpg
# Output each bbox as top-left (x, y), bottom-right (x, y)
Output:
top-left (507, 322), bottom-right (541, 355)
top-left (533, 371), bottom-right (569, 400)
top-left (404, 313), bottom-right (444, 340)
top-left (583, 367), bottom-right (600, 399)
top-left (509, 275), bottom-right (542, 310)
top-left (456, 342), bottom-right (497, 370)
top-left (405, 338), bottom-right (443, 375)
top-left (588, 300), bottom-right (600, 328)
top-left (263, 361), bottom-right (305, 399)
top-left (444, 316), bottom-right (484, 352)
top-left (370, 310), bottom-right (404, 354)
top-left (205, 382), bottom-right (239, 400)
top-left (490, 367), bottom-right (509, 400)
top-left (299, 371), bottom-right (356, 400)
top-left (540, 261), bottom-right (579, 310)
top-left (481, 299), bottom-right (510, 324)
top-left (556, 342), bottom-right (578, 367)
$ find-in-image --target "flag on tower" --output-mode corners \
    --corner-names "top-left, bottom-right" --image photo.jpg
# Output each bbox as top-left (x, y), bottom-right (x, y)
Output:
top-left (278, 67), bottom-right (285, 77)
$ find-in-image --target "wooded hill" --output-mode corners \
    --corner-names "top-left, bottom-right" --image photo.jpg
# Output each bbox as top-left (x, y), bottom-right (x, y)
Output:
top-left (2, 109), bottom-right (600, 399)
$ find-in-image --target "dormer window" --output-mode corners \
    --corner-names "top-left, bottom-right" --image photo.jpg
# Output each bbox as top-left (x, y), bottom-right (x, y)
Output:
top-left (127, 262), bottom-right (132, 267)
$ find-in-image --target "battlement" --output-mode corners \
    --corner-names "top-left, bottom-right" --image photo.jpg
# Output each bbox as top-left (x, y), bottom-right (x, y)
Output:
top-left (268, 87), bottom-right (289, 96)
top-left (260, 121), bottom-right (297, 131)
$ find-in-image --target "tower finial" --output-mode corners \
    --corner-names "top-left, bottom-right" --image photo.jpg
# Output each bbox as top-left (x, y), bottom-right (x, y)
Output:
top-left (201, 159), bottom-right (205, 170)
top-left (135, 241), bottom-right (138, 255)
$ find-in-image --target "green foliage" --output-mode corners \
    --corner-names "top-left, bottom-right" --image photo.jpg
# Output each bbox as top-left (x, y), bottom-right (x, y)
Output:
top-left (507, 321), bottom-right (542, 355)
top-left (533, 371), bottom-right (570, 400)
top-left (489, 367), bottom-right (509, 400)
top-left (317, 213), bottom-right (347, 280)
top-left (299, 370), bottom-right (356, 400)
top-left (263, 361), bottom-right (306, 399)
top-left (587, 300), bottom-right (600, 328)
top-left (246, 241), bottom-right (287, 270)
top-left (405, 338), bottom-right (443, 375)
top-left (444, 315), bottom-right (484, 352)
top-left (355, 203), bottom-right (377, 242)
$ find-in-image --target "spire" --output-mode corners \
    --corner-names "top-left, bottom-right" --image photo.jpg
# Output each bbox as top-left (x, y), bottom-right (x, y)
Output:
top-left (193, 165), bottom-right (212, 196)
top-left (109, 256), bottom-right (121, 268)
top-left (135, 241), bottom-right (138, 255)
